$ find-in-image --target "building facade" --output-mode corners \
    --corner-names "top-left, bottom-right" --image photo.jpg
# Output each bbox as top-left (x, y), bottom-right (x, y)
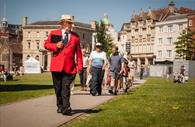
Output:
top-left (0, 17), bottom-right (23, 71)
top-left (22, 16), bottom-right (95, 71)
top-left (128, 2), bottom-right (178, 66)
top-left (154, 14), bottom-right (188, 63)
top-left (120, 1), bottom-right (195, 66)
top-left (118, 23), bottom-right (130, 54)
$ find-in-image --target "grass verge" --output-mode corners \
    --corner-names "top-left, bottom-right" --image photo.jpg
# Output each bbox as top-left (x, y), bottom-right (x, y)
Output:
top-left (63, 77), bottom-right (195, 127)
top-left (0, 73), bottom-right (80, 105)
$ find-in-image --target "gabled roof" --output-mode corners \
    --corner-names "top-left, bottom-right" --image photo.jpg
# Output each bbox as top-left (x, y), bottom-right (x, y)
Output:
top-left (165, 14), bottom-right (188, 21)
top-left (130, 3), bottom-right (195, 23)
top-left (120, 22), bottom-right (130, 31)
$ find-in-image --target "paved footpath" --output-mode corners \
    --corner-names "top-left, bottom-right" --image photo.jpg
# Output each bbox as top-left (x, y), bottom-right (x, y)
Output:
top-left (0, 79), bottom-right (146, 127)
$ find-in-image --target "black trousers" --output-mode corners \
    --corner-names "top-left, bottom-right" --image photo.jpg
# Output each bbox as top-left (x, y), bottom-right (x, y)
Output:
top-left (51, 71), bottom-right (76, 109)
top-left (79, 68), bottom-right (87, 87)
top-left (90, 67), bottom-right (104, 94)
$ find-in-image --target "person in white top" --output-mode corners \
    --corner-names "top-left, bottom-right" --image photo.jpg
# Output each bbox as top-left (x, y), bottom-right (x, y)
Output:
top-left (88, 43), bottom-right (107, 96)
top-left (79, 48), bottom-right (89, 91)
top-left (126, 53), bottom-right (136, 87)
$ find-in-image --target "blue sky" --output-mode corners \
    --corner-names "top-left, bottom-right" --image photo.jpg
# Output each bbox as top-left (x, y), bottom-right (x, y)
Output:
top-left (0, 0), bottom-right (195, 31)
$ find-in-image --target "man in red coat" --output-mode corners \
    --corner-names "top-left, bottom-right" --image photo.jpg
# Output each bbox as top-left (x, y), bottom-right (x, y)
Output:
top-left (44, 14), bottom-right (83, 115)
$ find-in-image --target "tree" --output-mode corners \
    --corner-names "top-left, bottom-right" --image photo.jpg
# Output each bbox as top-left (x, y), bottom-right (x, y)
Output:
top-left (95, 20), bottom-right (113, 55)
top-left (174, 28), bottom-right (195, 60)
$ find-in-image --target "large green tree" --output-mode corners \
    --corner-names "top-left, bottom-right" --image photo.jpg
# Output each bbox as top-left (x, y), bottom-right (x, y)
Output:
top-left (174, 28), bottom-right (195, 60)
top-left (95, 20), bottom-right (113, 55)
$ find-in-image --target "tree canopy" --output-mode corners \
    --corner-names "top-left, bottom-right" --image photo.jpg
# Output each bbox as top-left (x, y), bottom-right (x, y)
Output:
top-left (174, 28), bottom-right (195, 60)
top-left (95, 20), bottom-right (113, 55)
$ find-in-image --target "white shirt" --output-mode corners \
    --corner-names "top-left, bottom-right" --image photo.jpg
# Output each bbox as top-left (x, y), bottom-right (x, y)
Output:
top-left (83, 55), bottom-right (89, 68)
top-left (61, 29), bottom-right (71, 42)
top-left (89, 51), bottom-right (107, 68)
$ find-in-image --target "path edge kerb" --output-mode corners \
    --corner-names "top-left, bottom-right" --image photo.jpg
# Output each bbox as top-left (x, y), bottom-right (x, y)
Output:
top-left (56, 80), bottom-right (146, 127)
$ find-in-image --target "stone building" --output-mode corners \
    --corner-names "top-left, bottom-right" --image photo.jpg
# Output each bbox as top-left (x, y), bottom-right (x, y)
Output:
top-left (121, 1), bottom-right (195, 66)
top-left (22, 16), bottom-right (95, 71)
top-left (0, 17), bottom-right (23, 71)
top-left (154, 14), bottom-right (188, 63)
top-left (118, 23), bottom-right (130, 54)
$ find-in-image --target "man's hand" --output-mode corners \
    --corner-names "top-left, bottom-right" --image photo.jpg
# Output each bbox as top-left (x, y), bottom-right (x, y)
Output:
top-left (119, 70), bottom-right (123, 74)
top-left (56, 41), bottom-right (64, 49)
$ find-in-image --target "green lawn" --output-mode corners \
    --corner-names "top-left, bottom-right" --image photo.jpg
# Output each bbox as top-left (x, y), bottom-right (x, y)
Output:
top-left (0, 72), bottom-right (80, 105)
top-left (63, 77), bottom-right (195, 127)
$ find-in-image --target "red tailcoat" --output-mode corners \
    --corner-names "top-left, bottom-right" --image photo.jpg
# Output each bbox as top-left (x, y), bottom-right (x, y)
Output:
top-left (44, 29), bottom-right (83, 74)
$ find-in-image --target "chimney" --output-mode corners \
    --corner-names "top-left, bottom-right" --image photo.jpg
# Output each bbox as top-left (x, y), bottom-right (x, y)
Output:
top-left (22, 16), bottom-right (28, 26)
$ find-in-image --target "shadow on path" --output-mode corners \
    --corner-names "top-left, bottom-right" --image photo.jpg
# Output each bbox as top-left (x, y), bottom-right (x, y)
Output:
top-left (0, 84), bottom-right (53, 92)
top-left (72, 108), bottom-right (102, 115)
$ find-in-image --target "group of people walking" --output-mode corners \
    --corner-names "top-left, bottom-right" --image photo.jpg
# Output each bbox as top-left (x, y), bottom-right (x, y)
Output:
top-left (76, 42), bottom-right (137, 97)
top-left (44, 14), bottom-right (137, 115)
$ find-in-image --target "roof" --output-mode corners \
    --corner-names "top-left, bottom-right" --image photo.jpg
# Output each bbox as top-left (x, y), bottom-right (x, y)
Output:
top-left (165, 14), bottom-right (188, 21)
top-left (101, 13), bottom-right (112, 25)
top-left (130, 3), bottom-right (195, 23)
top-left (29, 21), bottom-right (92, 29)
top-left (120, 22), bottom-right (130, 31)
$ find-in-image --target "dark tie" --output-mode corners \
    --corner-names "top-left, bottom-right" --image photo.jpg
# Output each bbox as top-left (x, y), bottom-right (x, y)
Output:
top-left (63, 32), bottom-right (69, 45)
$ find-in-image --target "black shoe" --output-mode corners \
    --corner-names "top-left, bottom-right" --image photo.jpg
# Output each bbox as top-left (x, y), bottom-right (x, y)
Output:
top-left (91, 91), bottom-right (97, 96)
top-left (98, 92), bottom-right (102, 96)
top-left (57, 106), bottom-right (62, 113)
top-left (124, 88), bottom-right (128, 93)
top-left (108, 87), bottom-right (113, 94)
top-left (62, 107), bottom-right (72, 115)
top-left (114, 90), bottom-right (118, 95)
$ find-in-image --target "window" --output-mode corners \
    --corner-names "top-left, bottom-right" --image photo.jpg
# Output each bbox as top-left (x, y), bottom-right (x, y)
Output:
top-left (143, 45), bottom-right (146, 52)
top-left (159, 26), bottom-right (163, 32)
top-left (167, 50), bottom-right (172, 58)
top-left (139, 38), bottom-right (142, 42)
top-left (36, 41), bottom-right (40, 49)
top-left (135, 45), bottom-right (138, 53)
top-left (83, 33), bottom-right (85, 39)
top-left (46, 31), bottom-right (49, 37)
top-left (35, 55), bottom-right (39, 61)
top-left (2, 53), bottom-right (9, 61)
top-left (168, 25), bottom-right (173, 32)
top-left (26, 55), bottom-right (30, 60)
top-left (179, 24), bottom-right (183, 30)
top-left (36, 32), bottom-right (40, 38)
top-left (94, 35), bottom-right (97, 43)
top-left (147, 37), bottom-right (150, 42)
top-left (147, 44), bottom-right (150, 52)
top-left (27, 41), bottom-right (31, 49)
top-left (167, 37), bottom-right (172, 44)
top-left (158, 50), bottom-right (162, 57)
top-left (189, 19), bottom-right (192, 26)
top-left (158, 38), bottom-right (163, 44)
top-left (28, 31), bottom-right (31, 38)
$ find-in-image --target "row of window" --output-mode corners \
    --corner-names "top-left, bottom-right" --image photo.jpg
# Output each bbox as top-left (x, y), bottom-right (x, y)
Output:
top-left (158, 24), bottom-right (184, 33)
top-left (27, 41), bottom-right (40, 50)
top-left (26, 31), bottom-right (49, 38)
top-left (131, 37), bottom-right (155, 43)
top-left (26, 55), bottom-right (39, 61)
top-left (26, 31), bottom-right (88, 40)
top-left (158, 37), bottom-right (173, 45)
top-left (131, 44), bottom-right (153, 53)
top-left (131, 27), bottom-right (154, 34)
top-left (158, 50), bottom-right (172, 58)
